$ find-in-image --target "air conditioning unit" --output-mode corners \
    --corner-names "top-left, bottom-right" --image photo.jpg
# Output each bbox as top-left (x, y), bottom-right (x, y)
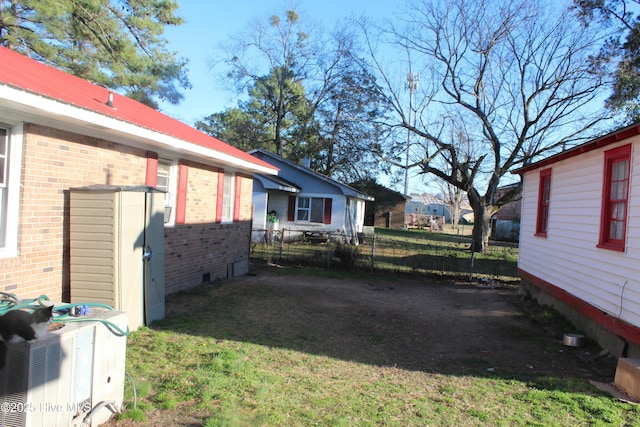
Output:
top-left (0, 307), bottom-right (127, 427)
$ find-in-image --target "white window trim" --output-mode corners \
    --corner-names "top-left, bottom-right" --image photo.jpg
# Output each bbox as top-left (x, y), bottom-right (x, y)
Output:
top-left (0, 122), bottom-right (23, 258)
top-left (158, 158), bottom-right (178, 227)
top-left (221, 173), bottom-right (235, 223)
top-left (296, 196), bottom-right (325, 224)
top-left (296, 196), bottom-right (311, 222)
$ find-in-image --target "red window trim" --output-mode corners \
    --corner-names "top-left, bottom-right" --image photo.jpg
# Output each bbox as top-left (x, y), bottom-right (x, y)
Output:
top-left (145, 152), bottom-right (159, 187)
top-left (287, 196), bottom-right (296, 221)
top-left (598, 144), bottom-right (632, 252)
top-left (323, 198), bottom-right (332, 224)
top-left (535, 169), bottom-right (551, 237)
top-left (175, 162), bottom-right (188, 225)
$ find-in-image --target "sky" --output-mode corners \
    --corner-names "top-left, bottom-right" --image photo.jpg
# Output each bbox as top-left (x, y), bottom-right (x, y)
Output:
top-left (158, 0), bottom-right (427, 193)
top-left (158, 0), bottom-right (396, 124)
top-left (158, 1), bottom-right (529, 196)
top-left (155, 1), bottom-right (610, 196)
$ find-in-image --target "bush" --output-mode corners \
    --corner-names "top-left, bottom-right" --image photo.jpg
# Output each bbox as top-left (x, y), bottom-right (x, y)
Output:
top-left (332, 241), bottom-right (361, 268)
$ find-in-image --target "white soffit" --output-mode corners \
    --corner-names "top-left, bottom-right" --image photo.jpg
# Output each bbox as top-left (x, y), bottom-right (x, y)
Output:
top-left (0, 85), bottom-right (277, 175)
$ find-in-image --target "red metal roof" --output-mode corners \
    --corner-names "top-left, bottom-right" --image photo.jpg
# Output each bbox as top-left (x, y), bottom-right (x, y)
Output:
top-left (513, 122), bottom-right (640, 174)
top-left (0, 46), bottom-right (276, 171)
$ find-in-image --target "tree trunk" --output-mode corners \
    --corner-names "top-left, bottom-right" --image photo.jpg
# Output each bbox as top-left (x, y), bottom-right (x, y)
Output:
top-left (468, 196), bottom-right (493, 253)
top-left (450, 190), bottom-right (463, 230)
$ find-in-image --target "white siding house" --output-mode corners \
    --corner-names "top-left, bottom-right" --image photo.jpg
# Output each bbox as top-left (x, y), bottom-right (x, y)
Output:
top-left (249, 149), bottom-right (373, 242)
top-left (516, 123), bottom-right (640, 357)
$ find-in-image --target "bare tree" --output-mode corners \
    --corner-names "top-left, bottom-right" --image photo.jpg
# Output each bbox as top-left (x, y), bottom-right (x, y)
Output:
top-left (423, 126), bottom-right (472, 229)
top-left (218, 10), bottom-right (317, 156)
top-left (357, 0), bottom-right (612, 252)
top-left (308, 26), bottom-right (392, 182)
top-left (444, 183), bottom-right (465, 229)
top-left (214, 9), bottom-right (391, 180)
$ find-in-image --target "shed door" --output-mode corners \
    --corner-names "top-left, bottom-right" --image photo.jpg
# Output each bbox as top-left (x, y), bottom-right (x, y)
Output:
top-left (144, 191), bottom-right (165, 325)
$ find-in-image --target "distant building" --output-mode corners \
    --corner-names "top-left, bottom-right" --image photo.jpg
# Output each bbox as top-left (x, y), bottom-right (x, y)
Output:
top-left (490, 183), bottom-right (522, 242)
top-left (407, 194), bottom-right (473, 227)
top-left (250, 149), bottom-right (373, 242)
top-left (407, 194), bottom-right (450, 219)
top-left (350, 180), bottom-right (410, 229)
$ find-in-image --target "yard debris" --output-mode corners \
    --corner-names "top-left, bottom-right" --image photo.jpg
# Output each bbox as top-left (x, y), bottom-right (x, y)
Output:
top-left (475, 277), bottom-right (503, 289)
top-left (589, 380), bottom-right (639, 404)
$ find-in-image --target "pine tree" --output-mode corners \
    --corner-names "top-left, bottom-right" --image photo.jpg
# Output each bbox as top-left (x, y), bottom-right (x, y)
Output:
top-left (0, 0), bottom-right (189, 108)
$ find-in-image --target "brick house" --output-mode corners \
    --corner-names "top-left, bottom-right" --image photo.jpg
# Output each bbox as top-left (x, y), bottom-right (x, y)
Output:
top-left (0, 47), bottom-right (278, 303)
top-left (350, 179), bottom-right (409, 229)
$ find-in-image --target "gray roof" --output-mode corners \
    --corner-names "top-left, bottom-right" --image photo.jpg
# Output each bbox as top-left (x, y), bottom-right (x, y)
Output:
top-left (254, 174), bottom-right (301, 193)
top-left (248, 149), bottom-right (374, 201)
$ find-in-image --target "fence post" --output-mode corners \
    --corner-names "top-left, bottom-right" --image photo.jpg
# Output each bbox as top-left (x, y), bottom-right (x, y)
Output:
top-left (279, 228), bottom-right (285, 259)
top-left (371, 233), bottom-right (376, 271)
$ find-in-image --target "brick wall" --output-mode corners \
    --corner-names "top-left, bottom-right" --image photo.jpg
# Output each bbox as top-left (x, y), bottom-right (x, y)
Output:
top-left (372, 201), bottom-right (406, 228)
top-left (164, 220), bottom-right (252, 295)
top-left (236, 174), bottom-right (254, 221)
top-left (1, 123), bottom-right (255, 301)
top-left (163, 167), bottom-right (254, 295)
top-left (0, 123), bottom-right (147, 301)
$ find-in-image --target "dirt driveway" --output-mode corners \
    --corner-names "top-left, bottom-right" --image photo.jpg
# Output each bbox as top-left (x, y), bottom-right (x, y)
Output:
top-left (107, 264), bottom-right (618, 425)
top-left (209, 264), bottom-right (617, 380)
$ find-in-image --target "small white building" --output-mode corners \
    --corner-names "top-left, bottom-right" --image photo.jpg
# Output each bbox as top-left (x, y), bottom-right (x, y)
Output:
top-left (249, 149), bottom-right (373, 242)
top-left (406, 194), bottom-right (473, 226)
top-left (515, 122), bottom-right (640, 357)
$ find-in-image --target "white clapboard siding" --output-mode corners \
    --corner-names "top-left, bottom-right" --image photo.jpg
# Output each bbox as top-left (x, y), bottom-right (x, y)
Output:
top-left (519, 137), bottom-right (640, 328)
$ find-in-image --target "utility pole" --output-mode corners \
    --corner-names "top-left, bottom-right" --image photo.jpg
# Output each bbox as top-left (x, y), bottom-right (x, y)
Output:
top-left (404, 72), bottom-right (419, 196)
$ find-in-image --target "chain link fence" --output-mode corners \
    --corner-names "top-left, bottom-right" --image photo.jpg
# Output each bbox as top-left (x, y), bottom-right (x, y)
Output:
top-left (250, 227), bottom-right (519, 282)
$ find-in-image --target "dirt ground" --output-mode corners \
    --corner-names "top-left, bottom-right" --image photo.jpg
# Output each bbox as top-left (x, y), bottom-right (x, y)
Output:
top-left (105, 263), bottom-right (619, 426)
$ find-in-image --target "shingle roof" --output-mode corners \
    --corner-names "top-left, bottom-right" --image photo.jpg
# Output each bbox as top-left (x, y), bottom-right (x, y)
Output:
top-left (0, 47), bottom-right (276, 172)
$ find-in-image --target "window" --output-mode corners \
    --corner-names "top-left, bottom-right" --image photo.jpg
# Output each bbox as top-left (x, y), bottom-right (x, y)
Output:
top-left (288, 196), bottom-right (332, 224)
top-left (598, 144), bottom-right (632, 252)
top-left (535, 169), bottom-right (552, 237)
top-left (296, 197), bottom-right (325, 223)
top-left (155, 159), bottom-right (177, 224)
top-left (0, 123), bottom-right (23, 258)
top-left (156, 160), bottom-right (171, 192)
top-left (221, 173), bottom-right (234, 222)
top-left (296, 197), bottom-right (310, 221)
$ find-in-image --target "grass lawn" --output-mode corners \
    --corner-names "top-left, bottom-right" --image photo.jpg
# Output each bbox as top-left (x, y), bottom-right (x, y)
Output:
top-left (112, 264), bottom-right (640, 427)
top-left (254, 225), bottom-right (519, 282)
top-left (126, 334), bottom-right (637, 426)
top-left (368, 226), bottom-right (519, 280)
